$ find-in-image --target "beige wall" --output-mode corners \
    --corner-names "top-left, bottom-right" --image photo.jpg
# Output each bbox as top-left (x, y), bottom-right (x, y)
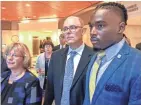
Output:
top-left (83, 25), bottom-right (92, 47)
top-left (124, 25), bottom-right (141, 47)
top-left (2, 30), bottom-right (61, 56)
top-left (19, 20), bottom-right (58, 31)
top-left (2, 19), bottom-right (61, 56)
top-left (1, 30), bottom-right (19, 54)
top-left (2, 30), bottom-right (19, 45)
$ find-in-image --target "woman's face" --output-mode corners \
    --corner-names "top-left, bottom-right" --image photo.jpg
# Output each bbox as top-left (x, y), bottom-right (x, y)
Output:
top-left (44, 45), bottom-right (53, 53)
top-left (6, 47), bottom-right (24, 70)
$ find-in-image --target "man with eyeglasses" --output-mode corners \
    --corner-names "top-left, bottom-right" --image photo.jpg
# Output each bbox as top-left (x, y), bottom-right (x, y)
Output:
top-left (53, 34), bottom-right (68, 51)
top-left (44, 16), bottom-right (94, 105)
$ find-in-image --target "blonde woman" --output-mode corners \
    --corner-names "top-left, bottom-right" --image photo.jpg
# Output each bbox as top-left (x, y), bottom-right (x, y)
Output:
top-left (1, 43), bottom-right (42, 105)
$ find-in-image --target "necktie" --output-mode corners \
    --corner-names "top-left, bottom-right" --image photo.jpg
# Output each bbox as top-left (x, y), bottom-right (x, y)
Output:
top-left (61, 51), bottom-right (77, 105)
top-left (89, 51), bottom-right (105, 102)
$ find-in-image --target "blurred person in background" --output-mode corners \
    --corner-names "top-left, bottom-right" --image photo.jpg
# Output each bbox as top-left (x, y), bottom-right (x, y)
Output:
top-left (40, 39), bottom-right (47, 53)
top-left (35, 41), bottom-right (54, 103)
top-left (1, 43), bottom-right (42, 105)
top-left (53, 34), bottom-right (68, 51)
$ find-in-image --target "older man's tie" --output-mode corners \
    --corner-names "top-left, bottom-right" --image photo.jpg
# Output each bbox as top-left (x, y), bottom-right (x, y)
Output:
top-left (89, 51), bottom-right (105, 102)
top-left (61, 51), bottom-right (77, 105)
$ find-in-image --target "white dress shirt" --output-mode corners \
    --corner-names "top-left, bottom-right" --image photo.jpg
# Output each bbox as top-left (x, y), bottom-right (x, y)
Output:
top-left (60, 45), bottom-right (66, 49)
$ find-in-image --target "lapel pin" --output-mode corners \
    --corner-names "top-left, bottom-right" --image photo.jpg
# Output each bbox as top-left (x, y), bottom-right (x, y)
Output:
top-left (117, 54), bottom-right (121, 58)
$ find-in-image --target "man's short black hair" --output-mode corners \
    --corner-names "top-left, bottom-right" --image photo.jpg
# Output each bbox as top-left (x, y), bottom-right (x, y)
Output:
top-left (94, 2), bottom-right (128, 25)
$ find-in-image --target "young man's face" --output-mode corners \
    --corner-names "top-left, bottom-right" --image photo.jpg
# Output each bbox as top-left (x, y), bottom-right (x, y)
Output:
top-left (89, 9), bottom-right (125, 50)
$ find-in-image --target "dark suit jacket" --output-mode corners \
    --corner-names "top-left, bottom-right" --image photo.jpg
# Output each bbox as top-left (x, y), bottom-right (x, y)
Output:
top-left (136, 42), bottom-right (141, 50)
top-left (53, 44), bottom-right (69, 51)
top-left (83, 42), bottom-right (141, 105)
top-left (1, 55), bottom-right (9, 73)
top-left (44, 45), bottom-right (94, 105)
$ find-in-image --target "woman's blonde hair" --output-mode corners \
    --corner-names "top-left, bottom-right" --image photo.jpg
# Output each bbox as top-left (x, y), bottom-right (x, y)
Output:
top-left (4, 43), bottom-right (31, 69)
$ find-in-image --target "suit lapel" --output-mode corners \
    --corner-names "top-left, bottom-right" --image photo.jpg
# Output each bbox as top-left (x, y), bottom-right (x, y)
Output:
top-left (92, 42), bottom-right (130, 103)
top-left (71, 45), bottom-right (93, 88)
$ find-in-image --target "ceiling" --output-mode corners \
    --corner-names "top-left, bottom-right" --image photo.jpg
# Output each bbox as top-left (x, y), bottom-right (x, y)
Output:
top-left (1, 1), bottom-right (100, 21)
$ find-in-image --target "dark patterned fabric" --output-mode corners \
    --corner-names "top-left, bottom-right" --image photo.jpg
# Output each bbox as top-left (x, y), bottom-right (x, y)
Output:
top-left (1, 70), bottom-right (42, 105)
top-left (1, 83), bottom-right (12, 104)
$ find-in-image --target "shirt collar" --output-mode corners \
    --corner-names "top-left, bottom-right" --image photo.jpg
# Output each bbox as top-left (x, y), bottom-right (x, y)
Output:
top-left (68, 43), bottom-right (85, 56)
top-left (60, 44), bottom-right (65, 48)
top-left (105, 37), bottom-right (125, 61)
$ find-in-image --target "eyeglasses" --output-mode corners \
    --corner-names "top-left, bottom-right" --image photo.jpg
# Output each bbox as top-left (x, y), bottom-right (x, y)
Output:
top-left (44, 45), bottom-right (52, 48)
top-left (62, 25), bottom-right (83, 34)
top-left (6, 53), bottom-right (24, 58)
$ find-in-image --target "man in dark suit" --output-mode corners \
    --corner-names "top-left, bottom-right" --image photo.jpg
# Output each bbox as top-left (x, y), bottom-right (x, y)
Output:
top-left (53, 34), bottom-right (68, 51)
top-left (136, 42), bottom-right (141, 50)
top-left (44, 16), bottom-right (94, 105)
top-left (83, 2), bottom-right (141, 105)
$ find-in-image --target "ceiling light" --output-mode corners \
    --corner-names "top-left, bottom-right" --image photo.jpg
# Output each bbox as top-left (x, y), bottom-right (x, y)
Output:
top-left (20, 20), bottom-right (30, 23)
top-left (22, 17), bottom-right (30, 20)
top-left (52, 14), bottom-right (57, 17)
top-left (44, 30), bottom-right (52, 33)
top-left (25, 4), bottom-right (30, 7)
top-left (2, 7), bottom-right (6, 9)
top-left (38, 18), bottom-right (58, 22)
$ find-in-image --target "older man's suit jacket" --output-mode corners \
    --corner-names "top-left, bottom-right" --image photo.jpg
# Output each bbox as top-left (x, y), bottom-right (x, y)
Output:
top-left (44, 45), bottom-right (94, 105)
top-left (83, 42), bottom-right (141, 105)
